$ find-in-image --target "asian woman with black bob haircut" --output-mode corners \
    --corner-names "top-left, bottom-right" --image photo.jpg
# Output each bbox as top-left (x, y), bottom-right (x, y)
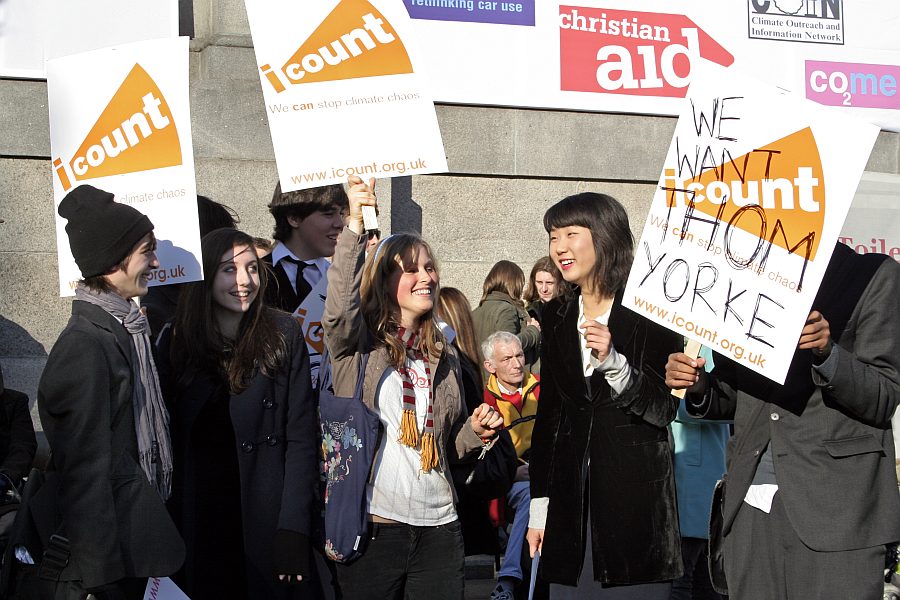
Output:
top-left (157, 227), bottom-right (319, 600)
top-left (525, 192), bottom-right (683, 599)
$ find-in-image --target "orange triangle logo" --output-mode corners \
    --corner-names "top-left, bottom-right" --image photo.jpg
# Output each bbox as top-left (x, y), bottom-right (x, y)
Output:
top-left (53, 64), bottom-right (182, 191)
top-left (665, 127), bottom-right (825, 262)
top-left (261, 0), bottom-right (412, 92)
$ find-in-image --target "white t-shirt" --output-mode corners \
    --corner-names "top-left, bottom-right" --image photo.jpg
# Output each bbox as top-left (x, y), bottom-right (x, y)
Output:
top-left (367, 355), bottom-right (457, 526)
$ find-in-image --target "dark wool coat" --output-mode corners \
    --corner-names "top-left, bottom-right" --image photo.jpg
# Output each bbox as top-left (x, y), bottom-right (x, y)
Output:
top-left (453, 352), bottom-right (500, 557)
top-left (530, 292), bottom-right (682, 586)
top-left (0, 387), bottom-right (37, 485)
top-left (158, 312), bottom-right (320, 600)
top-left (38, 301), bottom-right (185, 589)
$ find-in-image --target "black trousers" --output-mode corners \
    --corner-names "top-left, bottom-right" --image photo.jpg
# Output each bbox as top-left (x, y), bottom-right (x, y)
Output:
top-left (670, 537), bottom-right (725, 600)
top-left (334, 520), bottom-right (464, 600)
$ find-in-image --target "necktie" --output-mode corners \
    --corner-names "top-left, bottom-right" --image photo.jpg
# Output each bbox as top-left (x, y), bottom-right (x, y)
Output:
top-left (285, 257), bottom-right (313, 304)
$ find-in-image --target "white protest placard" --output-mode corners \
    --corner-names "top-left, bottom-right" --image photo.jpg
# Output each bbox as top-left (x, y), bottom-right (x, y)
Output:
top-left (623, 62), bottom-right (879, 384)
top-left (47, 37), bottom-right (201, 297)
top-left (0, 0), bottom-right (178, 78)
top-left (244, 0), bottom-right (449, 192)
top-left (143, 576), bottom-right (190, 600)
top-left (292, 276), bottom-right (328, 387)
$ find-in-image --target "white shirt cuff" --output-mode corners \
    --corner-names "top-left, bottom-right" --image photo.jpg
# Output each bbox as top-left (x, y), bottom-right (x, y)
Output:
top-left (528, 497), bottom-right (549, 529)
top-left (592, 346), bottom-right (634, 395)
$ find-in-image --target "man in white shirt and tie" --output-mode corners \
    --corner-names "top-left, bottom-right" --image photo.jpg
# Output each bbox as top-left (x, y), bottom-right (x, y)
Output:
top-left (263, 182), bottom-right (349, 313)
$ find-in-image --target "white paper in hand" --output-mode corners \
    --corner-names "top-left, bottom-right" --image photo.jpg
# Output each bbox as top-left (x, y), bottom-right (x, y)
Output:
top-left (143, 577), bottom-right (191, 600)
top-left (362, 205), bottom-right (378, 231)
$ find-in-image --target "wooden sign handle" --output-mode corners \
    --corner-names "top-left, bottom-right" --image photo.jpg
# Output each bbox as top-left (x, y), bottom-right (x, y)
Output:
top-left (672, 338), bottom-right (702, 399)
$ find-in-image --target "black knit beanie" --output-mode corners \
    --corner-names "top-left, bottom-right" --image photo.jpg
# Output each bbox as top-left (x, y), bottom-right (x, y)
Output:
top-left (58, 185), bottom-right (154, 278)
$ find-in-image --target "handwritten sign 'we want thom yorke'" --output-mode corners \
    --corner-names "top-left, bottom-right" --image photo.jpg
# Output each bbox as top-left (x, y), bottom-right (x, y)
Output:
top-left (623, 62), bottom-right (879, 384)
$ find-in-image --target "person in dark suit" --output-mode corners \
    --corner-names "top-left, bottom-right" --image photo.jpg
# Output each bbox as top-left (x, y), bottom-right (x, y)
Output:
top-left (157, 228), bottom-right (319, 600)
top-left (38, 185), bottom-right (184, 600)
top-left (666, 242), bottom-right (900, 599)
top-left (263, 182), bottom-right (348, 314)
top-left (526, 193), bottom-right (682, 599)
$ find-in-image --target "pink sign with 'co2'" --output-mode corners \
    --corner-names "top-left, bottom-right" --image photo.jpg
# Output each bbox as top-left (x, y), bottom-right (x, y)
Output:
top-left (806, 60), bottom-right (900, 110)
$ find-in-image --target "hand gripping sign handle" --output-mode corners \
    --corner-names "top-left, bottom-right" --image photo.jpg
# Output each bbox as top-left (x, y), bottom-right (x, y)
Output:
top-left (671, 338), bottom-right (702, 400)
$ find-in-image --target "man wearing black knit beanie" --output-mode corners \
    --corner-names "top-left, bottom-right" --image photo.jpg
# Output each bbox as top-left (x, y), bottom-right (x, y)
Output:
top-left (36, 184), bottom-right (184, 600)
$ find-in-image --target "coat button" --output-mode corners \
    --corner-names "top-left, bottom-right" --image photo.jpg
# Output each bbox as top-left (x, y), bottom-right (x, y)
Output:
top-left (242, 441), bottom-right (256, 453)
top-left (754, 449), bottom-right (761, 456)
top-left (266, 435), bottom-right (279, 446)
top-left (825, 385), bottom-right (836, 392)
top-left (770, 412), bottom-right (780, 421)
top-left (263, 398), bottom-right (274, 409)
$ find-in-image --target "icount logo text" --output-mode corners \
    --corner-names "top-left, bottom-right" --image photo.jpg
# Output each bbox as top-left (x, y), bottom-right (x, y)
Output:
top-left (52, 64), bottom-right (181, 192)
top-left (260, 0), bottom-right (413, 93)
top-left (661, 126), bottom-right (826, 281)
top-left (559, 7), bottom-right (733, 98)
top-left (806, 60), bottom-right (899, 109)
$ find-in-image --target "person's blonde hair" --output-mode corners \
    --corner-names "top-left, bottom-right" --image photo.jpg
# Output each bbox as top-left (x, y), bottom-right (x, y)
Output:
top-left (361, 233), bottom-right (445, 367)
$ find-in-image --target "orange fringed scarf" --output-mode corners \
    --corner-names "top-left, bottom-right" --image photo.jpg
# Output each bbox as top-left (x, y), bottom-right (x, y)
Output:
top-left (397, 327), bottom-right (438, 472)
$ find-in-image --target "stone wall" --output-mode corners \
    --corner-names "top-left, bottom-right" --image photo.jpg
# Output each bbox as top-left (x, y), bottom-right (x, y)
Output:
top-left (2, 0), bottom-right (899, 415)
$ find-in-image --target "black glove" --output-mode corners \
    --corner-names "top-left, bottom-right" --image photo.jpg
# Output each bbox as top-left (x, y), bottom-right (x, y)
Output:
top-left (272, 529), bottom-right (310, 581)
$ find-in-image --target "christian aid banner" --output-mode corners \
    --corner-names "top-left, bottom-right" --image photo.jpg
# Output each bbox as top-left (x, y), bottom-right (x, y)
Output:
top-left (244, 0), bottom-right (448, 192)
top-left (558, 7), bottom-right (733, 99)
top-left (47, 37), bottom-right (201, 297)
top-left (623, 62), bottom-right (879, 384)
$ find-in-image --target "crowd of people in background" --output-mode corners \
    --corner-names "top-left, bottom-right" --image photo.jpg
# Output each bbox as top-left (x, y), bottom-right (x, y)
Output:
top-left (2, 175), bottom-right (898, 600)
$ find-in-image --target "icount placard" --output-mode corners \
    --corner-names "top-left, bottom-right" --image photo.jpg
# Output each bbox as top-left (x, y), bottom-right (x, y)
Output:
top-left (623, 62), bottom-right (879, 383)
top-left (245, 0), bottom-right (449, 192)
top-left (47, 37), bottom-right (201, 297)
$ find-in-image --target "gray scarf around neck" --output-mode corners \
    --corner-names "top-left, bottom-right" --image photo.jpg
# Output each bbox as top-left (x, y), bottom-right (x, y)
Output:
top-left (75, 284), bottom-right (173, 500)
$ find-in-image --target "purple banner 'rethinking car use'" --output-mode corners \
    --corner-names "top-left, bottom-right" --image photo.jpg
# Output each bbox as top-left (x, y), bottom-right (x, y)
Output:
top-left (404, 0), bottom-right (535, 26)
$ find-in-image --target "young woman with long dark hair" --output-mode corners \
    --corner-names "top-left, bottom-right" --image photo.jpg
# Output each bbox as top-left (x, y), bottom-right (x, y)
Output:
top-left (157, 228), bottom-right (319, 600)
top-left (526, 193), bottom-right (683, 599)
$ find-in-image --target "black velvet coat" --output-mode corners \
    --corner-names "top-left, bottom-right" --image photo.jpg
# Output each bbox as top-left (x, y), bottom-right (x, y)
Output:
top-left (530, 292), bottom-right (682, 586)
